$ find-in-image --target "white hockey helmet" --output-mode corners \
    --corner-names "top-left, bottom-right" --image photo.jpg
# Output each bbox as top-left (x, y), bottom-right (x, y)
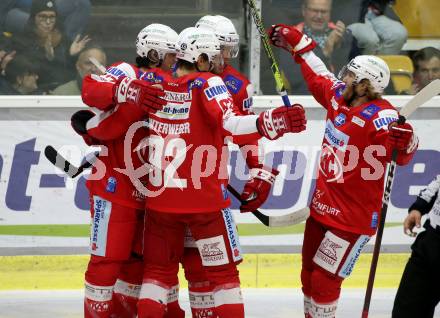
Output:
top-left (195, 15), bottom-right (239, 58)
top-left (176, 27), bottom-right (221, 64)
top-left (136, 23), bottom-right (178, 60)
top-left (339, 55), bottom-right (390, 93)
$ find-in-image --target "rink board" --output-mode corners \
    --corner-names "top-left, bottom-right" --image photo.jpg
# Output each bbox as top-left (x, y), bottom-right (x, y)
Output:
top-left (0, 96), bottom-right (439, 230)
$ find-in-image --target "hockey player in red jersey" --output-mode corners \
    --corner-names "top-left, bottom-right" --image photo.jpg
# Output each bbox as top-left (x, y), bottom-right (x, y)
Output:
top-left (175, 15), bottom-right (280, 318)
top-left (136, 27), bottom-right (306, 318)
top-left (77, 24), bottom-right (185, 318)
top-left (268, 24), bottom-right (418, 317)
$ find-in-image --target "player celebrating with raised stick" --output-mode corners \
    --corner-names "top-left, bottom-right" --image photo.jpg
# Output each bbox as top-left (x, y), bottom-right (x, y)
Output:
top-left (268, 24), bottom-right (418, 317)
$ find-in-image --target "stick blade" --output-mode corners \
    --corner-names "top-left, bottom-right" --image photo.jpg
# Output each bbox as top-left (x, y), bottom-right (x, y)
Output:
top-left (400, 79), bottom-right (440, 118)
top-left (268, 207), bottom-right (310, 227)
top-left (44, 145), bottom-right (77, 177)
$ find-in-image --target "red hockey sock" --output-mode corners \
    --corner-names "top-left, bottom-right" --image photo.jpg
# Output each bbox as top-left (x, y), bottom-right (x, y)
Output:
top-left (164, 284), bottom-right (185, 318)
top-left (188, 280), bottom-right (216, 318)
top-left (213, 284), bottom-right (244, 318)
top-left (112, 279), bottom-right (141, 318)
top-left (137, 298), bottom-right (167, 318)
top-left (84, 283), bottom-right (114, 318)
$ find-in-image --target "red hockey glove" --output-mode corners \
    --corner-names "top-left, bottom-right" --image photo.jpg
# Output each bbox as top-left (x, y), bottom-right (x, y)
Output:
top-left (386, 122), bottom-right (418, 152)
top-left (114, 77), bottom-right (166, 112)
top-left (240, 165), bottom-right (279, 213)
top-left (268, 24), bottom-right (316, 55)
top-left (257, 104), bottom-right (306, 140)
top-left (71, 110), bottom-right (99, 146)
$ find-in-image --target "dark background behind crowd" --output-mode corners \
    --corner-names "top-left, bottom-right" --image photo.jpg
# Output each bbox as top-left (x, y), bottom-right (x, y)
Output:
top-left (0, 0), bottom-right (438, 96)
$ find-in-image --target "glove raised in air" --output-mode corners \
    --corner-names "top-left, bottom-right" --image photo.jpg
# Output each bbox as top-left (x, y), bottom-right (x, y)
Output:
top-left (114, 77), bottom-right (166, 112)
top-left (257, 104), bottom-right (307, 140)
top-left (268, 24), bottom-right (316, 55)
top-left (240, 165), bottom-right (279, 213)
top-left (386, 122), bottom-right (418, 153)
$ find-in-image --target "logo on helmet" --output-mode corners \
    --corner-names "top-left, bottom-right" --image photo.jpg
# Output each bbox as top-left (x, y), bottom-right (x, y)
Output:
top-left (180, 43), bottom-right (187, 50)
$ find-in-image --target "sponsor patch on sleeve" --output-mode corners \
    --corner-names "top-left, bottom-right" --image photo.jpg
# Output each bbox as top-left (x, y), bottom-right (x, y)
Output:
top-left (372, 109), bottom-right (399, 130)
top-left (360, 104), bottom-right (380, 119)
top-left (140, 71), bottom-right (163, 83)
top-left (188, 77), bottom-right (206, 90)
top-left (204, 77), bottom-right (230, 101)
top-left (224, 74), bottom-right (243, 94)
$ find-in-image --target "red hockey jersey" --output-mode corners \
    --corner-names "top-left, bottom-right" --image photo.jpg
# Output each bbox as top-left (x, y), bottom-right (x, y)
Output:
top-left (81, 62), bottom-right (147, 209)
top-left (298, 51), bottom-right (417, 235)
top-left (139, 70), bottom-right (261, 213)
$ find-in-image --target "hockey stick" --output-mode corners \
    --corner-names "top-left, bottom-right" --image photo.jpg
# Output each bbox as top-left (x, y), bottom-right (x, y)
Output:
top-left (45, 145), bottom-right (309, 227)
top-left (227, 184), bottom-right (310, 227)
top-left (247, 0), bottom-right (291, 107)
top-left (44, 145), bottom-right (97, 178)
top-left (362, 79), bottom-right (440, 318)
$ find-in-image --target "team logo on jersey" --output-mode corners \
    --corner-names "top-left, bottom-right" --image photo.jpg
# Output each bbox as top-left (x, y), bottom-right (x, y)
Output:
top-left (334, 113), bottom-right (346, 127)
top-left (188, 78), bottom-right (206, 90)
top-left (204, 84), bottom-right (229, 100)
top-left (324, 119), bottom-right (350, 151)
top-left (224, 74), bottom-right (243, 94)
top-left (373, 109), bottom-right (399, 130)
top-left (360, 104), bottom-right (380, 119)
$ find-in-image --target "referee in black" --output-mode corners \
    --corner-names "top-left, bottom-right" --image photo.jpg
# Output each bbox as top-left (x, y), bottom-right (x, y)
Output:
top-left (392, 174), bottom-right (440, 317)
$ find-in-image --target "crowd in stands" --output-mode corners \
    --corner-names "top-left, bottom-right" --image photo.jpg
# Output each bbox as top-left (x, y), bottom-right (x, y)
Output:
top-left (0, 0), bottom-right (438, 95)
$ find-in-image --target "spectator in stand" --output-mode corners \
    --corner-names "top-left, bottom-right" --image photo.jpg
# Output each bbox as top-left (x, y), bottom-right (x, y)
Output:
top-left (0, 55), bottom-right (39, 95)
top-left (0, 32), bottom-right (16, 91)
top-left (11, 0), bottom-right (91, 93)
top-left (410, 47), bottom-right (440, 94)
top-left (2, 0), bottom-right (91, 41)
top-left (347, 0), bottom-right (407, 55)
top-left (51, 45), bottom-right (106, 95)
top-left (279, 0), bottom-right (356, 94)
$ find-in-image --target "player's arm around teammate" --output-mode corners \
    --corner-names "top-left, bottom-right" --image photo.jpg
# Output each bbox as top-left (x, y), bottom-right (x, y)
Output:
top-left (268, 24), bottom-right (418, 318)
top-left (74, 24), bottom-right (194, 318)
top-left (137, 26), bottom-right (306, 318)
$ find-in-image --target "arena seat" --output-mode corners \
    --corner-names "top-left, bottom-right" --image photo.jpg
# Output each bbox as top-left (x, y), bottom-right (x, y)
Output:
top-left (378, 55), bottom-right (414, 94)
top-left (393, 0), bottom-right (440, 38)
